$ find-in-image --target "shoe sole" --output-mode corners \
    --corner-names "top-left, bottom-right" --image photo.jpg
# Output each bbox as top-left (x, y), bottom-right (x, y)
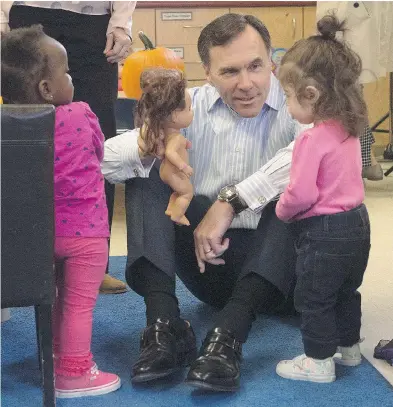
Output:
top-left (55, 377), bottom-right (121, 398)
top-left (276, 370), bottom-right (336, 383)
top-left (186, 379), bottom-right (239, 392)
top-left (334, 357), bottom-right (362, 367)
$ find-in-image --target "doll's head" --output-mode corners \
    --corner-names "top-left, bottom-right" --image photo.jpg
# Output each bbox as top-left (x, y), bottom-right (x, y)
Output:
top-left (136, 68), bottom-right (193, 155)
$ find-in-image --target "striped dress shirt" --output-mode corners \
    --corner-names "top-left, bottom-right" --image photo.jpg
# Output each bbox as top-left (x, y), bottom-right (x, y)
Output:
top-left (102, 73), bottom-right (303, 229)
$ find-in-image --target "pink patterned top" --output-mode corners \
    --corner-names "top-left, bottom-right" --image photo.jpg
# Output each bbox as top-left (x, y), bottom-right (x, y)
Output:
top-left (54, 102), bottom-right (109, 237)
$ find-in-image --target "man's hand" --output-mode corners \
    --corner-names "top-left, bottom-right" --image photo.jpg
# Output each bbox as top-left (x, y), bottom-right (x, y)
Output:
top-left (193, 200), bottom-right (235, 273)
top-left (104, 28), bottom-right (133, 63)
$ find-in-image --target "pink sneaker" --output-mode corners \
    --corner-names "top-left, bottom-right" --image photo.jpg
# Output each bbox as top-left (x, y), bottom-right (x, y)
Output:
top-left (55, 365), bottom-right (121, 398)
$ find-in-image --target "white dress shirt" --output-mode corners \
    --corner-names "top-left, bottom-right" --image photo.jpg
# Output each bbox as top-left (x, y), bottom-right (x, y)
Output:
top-left (102, 75), bottom-right (306, 230)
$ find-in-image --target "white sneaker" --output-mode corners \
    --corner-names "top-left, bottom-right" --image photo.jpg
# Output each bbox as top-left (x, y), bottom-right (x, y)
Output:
top-left (334, 343), bottom-right (362, 366)
top-left (276, 354), bottom-right (336, 383)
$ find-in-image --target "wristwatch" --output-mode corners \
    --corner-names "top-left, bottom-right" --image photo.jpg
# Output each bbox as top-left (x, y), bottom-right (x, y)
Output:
top-left (217, 185), bottom-right (248, 215)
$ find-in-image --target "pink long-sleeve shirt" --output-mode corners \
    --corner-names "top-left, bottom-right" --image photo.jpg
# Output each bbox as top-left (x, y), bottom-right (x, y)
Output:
top-left (276, 120), bottom-right (364, 222)
top-left (54, 102), bottom-right (109, 237)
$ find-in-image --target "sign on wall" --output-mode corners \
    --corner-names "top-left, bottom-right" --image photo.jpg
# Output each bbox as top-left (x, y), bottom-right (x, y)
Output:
top-left (161, 12), bottom-right (192, 21)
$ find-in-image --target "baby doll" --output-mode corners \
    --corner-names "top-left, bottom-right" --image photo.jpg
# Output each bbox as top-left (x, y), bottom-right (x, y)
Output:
top-left (136, 68), bottom-right (194, 226)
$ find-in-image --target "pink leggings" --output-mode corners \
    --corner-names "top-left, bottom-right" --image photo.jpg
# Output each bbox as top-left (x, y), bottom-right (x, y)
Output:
top-left (53, 237), bottom-right (108, 376)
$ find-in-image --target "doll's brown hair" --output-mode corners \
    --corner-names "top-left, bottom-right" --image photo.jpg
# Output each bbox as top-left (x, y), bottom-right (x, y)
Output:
top-left (136, 68), bottom-right (187, 155)
top-left (278, 14), bottom-right (367, 137)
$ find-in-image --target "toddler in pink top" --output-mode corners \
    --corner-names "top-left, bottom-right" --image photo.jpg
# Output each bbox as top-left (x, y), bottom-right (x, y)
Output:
top-left (1, 25), bottom-right (120, 398)
top-left (54, 102), bottom-right (109, 239)
top-left (274, 16), bottom-right (371, 383)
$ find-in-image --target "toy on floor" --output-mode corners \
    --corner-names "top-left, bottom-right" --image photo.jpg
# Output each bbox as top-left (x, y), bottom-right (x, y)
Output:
top-left (374, 339), bottom-right (393, 366)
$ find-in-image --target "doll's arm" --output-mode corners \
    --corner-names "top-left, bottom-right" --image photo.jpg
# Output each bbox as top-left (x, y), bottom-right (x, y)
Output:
top-left (165, 135), bottom-right (193, 177)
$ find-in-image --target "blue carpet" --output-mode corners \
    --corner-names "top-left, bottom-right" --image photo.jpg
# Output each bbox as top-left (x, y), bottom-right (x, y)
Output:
top-left (2, 256), bottom-right (392, 407)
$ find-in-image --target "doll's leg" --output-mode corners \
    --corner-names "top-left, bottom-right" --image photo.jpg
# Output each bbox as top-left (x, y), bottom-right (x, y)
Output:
top-left (165, 192), bottom-right (178, 217)
top-left (165, 191), bottom-right (191, 226)
top-left (170, 184), bottom-right (193, 226)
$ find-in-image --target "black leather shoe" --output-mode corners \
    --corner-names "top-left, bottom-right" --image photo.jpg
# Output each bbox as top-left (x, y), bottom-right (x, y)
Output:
top-left (186, 327), bottom-right (242, 392)
top-left (131, 318), bottom-right (197, 383)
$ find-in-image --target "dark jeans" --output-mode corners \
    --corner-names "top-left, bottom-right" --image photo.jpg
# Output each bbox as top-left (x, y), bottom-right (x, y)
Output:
top-left (293, 204), bottom-right (371, 359)
top-left (9, 6), bottom-right (118, 272)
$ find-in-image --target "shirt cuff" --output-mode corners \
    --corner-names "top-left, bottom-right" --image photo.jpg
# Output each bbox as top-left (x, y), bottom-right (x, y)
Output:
top-left (106, 1), bottom-right (137, 38)
top-left (122, 137), bottom-right (154, 179)
top-left (236, 172), bottom-right (281, 213)
top-left (102, 131), bottom-right (155, 184)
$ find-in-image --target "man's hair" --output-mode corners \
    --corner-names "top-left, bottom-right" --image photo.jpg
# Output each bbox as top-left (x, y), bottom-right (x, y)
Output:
top-left (197, 13), bottom-right (271, 66)
top-left (278, 14), bottom-right (367, 137)
top-left (1, 24), bottom-right (50, 103)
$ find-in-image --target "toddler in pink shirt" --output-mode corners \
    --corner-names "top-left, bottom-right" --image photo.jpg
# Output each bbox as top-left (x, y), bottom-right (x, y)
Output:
top-left (274, 15), bottom-right (371, 383)
top-left (1, 25), bottom-right (120, 398)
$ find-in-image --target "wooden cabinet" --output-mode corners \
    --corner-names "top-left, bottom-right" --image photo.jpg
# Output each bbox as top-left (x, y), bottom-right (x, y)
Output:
top-left (303, 6), bottom-right (317, 38)
top-left (131, 9), bottom-right (156, 50)
top-left (159, 44), bottom-right (205, 80)
top-left (230, 7), bottom-right (303, 48)
top-left (154, 8), bottom-right (229, 80)
top-left (155, 8), bottom-right (229, 45)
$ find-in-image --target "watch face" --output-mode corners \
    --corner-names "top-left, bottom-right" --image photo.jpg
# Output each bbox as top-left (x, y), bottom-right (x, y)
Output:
top-left (220, 185), bottom-right (236, 200)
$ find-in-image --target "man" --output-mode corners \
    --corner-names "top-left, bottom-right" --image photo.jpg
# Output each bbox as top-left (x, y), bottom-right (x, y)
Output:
top-left (102, 13), bottom-right (301, 391)
top-left (1, 0), bottom-right (137, 293)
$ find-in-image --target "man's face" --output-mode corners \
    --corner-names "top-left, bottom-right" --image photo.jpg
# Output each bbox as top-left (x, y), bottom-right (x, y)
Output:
top-left (204, 25), bottom-right (272, 118)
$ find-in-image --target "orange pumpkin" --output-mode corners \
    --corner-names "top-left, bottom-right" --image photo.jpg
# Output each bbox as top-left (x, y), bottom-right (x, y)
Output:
top-left (122, 31), bottom-right (185, 100)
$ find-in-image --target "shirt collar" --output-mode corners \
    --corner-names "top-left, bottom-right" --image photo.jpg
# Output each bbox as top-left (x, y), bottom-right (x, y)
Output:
top-left (207, 73), bottom-right (284, 114)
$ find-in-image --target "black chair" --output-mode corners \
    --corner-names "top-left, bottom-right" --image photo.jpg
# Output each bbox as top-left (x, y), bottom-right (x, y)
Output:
top-left (115, 97), bottom-right (138, 135)
top-left (1, 105), bottom-right (56, 407)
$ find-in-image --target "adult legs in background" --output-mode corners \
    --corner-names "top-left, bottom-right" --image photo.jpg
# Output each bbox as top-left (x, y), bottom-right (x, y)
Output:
top-left (53, 237), bottom-right (121, 398)
top-left (9, 5), bottom-right (127, 294)
top-left (360, 123), bottom-right (383, 181)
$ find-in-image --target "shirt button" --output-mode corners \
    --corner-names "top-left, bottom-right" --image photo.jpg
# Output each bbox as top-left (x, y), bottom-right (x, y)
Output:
top-left (133, 169), bottom-right (139, 177)
top-left (235, 147), bottom-right (240, 153)
top-left (258, 196), bottom-right (266, 204)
